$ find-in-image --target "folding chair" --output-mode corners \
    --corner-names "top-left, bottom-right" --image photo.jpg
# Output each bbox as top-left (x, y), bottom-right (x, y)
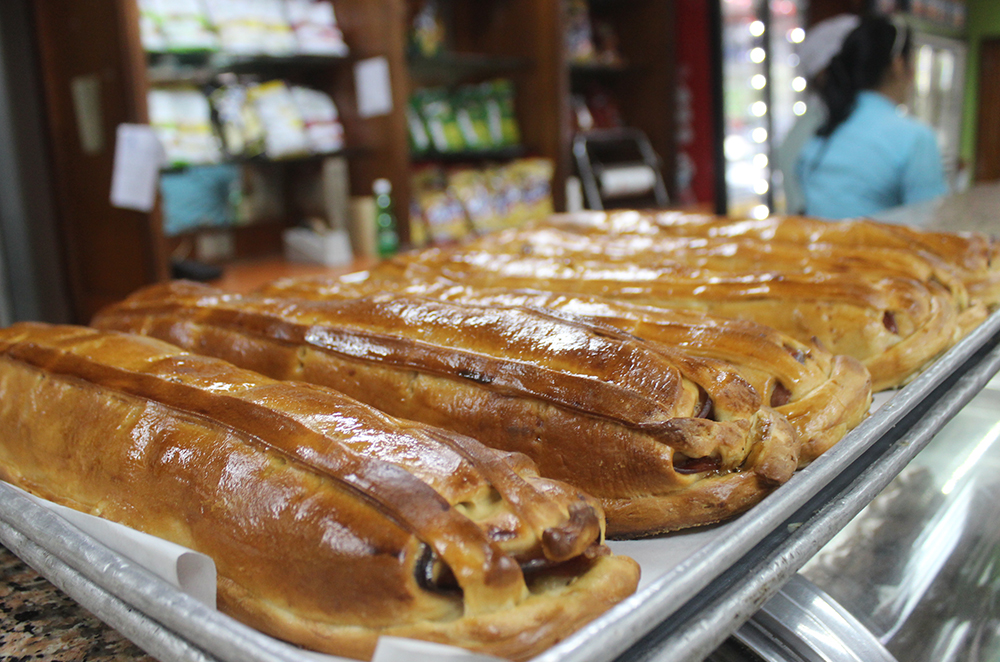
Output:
top-left (572, 128), bottom-right (669, 210)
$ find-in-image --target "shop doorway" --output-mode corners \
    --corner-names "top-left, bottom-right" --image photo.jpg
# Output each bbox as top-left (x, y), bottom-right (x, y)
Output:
top-left (975, 38), bottom-right (1000, 182)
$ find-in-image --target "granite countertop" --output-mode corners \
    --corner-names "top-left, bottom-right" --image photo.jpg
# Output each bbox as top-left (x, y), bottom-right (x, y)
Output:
top-left (0, 544), bottom-right (154, 661)
top-left (1, 183), bottom-right (997, 661)
top-left (873, 181), bottom-right (1000, 235)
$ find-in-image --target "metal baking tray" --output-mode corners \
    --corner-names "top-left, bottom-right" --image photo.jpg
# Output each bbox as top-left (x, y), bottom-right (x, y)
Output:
top-left (3, 310), bottom-right (1000, 662)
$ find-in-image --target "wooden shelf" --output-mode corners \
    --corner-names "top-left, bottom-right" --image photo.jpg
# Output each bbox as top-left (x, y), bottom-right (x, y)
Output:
top-left (147, 51), bottom-right (350, 84)
top-left (569, 60), bottom-right (630, 74)
top-left (160, 149), bottom-right (352, 173)
top-left (410, 145), bottom-right (526, 164)
top-left (408, 51), bottom-right (530, 86)
top-left (31, 0), bottom-right (676, 322)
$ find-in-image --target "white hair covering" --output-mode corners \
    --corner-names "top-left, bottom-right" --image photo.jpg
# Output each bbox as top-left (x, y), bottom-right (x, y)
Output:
top-left (799, 14), bottom-right (861, 79)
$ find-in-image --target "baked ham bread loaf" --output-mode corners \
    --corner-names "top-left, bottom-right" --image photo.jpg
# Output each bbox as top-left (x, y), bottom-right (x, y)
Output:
top-left (259, 276), bottom-right (871, 467)
top-left (0, 322), bottom-right (640, 661)
top-left (94, 282), bottom-right (800, 536)
top-left (360, 215), bottom-right (990, 391)
top-left (547, 211), bottom-right (1000, 308)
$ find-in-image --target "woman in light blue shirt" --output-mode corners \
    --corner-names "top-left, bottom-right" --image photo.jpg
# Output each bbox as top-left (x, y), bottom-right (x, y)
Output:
top-left (797, 16), bottom-right (947, 220)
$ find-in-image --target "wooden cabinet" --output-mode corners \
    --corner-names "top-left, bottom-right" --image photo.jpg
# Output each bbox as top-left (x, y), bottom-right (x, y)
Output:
top-left (33, 0), bottom-right (409, 322)
top-left (566, 0), bottom-right (678, 205)
top-left (402, 0), bottom-right (678, 212)
top-left (34, 0), bottom-right (165, 323)
top-left (31, 0), bottom-right (678, 323)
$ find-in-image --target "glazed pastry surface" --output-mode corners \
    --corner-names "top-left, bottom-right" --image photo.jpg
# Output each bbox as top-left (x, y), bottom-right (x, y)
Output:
top-left (261, 275), bottom-right (871, 466)
top-left (0, 323), bottom-right (639, 661)
top-left (352, 213), bottom-right (993, 391)
top-left (95, 283), bottom-right (801, 536)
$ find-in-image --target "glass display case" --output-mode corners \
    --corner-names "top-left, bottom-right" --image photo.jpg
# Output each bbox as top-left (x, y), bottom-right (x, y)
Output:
top-left (708, 374), bottom-right (1000, 661)
top-left (719, 0), bottom-right (807, 218)
top-left (909, 31), bottom-right (968, 188)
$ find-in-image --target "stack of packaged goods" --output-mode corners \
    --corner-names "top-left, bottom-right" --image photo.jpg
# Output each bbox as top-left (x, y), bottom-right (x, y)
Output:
top-left (408, 80), bottom-right (520, 157)
top-left (410, 158), bottom-right (554, 245)
top-left (140, 1), bottom-right (350, 237)
top-left (138, 0), bottom-right (348, 56)
top-left (150, 79), bottom-right (345, 236)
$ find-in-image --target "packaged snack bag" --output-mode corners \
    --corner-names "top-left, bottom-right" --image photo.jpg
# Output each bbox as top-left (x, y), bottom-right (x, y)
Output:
top-left (454, 85), bottom-right (493, 150)
top-left (412, 166), bottom-right (471, 244)
top-left (484, 79), bottom-right (521, 147)
top-left (413, 88), bottom-right (465, 153)
top-left (148, 86), bottom-right (223, 167)
top-left (246, 80), bottom-right (310, 159)
top-left (291, 86), bottom-right (345, 154)
top-left (286, 0), bottom-right (349, 55)
top-left (148, 0), bottom-right (218, 52)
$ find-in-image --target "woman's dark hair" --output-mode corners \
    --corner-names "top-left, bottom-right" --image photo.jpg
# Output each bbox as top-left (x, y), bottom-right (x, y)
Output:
top-left (816, 16), bottom-right (911, 137)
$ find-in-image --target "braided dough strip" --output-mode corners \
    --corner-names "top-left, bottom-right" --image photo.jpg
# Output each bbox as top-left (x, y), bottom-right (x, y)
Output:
top-left (94, 282), bottom-right (800, 537)
top-left (261, 274), bottom-right (871, 466)
top-left (0, 323), bottom-right (638, 661)
top-left (378, 234), bottom-right (976, 391)
top-left (545, 210), bottom-right (1000, 309)
top-left (545, 210), bottom-right (1000, 307)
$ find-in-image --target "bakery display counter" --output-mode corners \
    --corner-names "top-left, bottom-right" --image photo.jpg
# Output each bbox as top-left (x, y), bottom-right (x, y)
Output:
top-left (2, 308), bottom-right (998, 662)
top-left (874, 181), bottom-right (1000, 236)
top-left (708, 374), bottom-right (1000, 662)
top-left (1, 197), bottom-right (999, 661)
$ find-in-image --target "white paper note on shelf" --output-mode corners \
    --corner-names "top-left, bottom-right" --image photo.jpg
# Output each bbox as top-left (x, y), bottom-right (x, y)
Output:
top-left (70, 74), bottom-right (105, 155)
top-left (110, 123), bottom-right (165, 212)
top-left (354, 56), bottom-right (393, 118)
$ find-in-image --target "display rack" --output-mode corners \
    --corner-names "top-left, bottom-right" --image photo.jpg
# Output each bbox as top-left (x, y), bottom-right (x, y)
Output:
top-left (2, 307), bottom-right (998, 662)
top-left (30, 0), bottom-right (679, 322)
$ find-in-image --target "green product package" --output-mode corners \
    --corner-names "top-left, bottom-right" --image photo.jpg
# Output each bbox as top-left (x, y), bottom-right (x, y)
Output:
top-left (453, 86), bottom-right (493, 150)
top-left (413, 88), bottom-right (465, 153)
top-left (485, 79), bottom-right (521, 147)
top-left (406, 97), bottom-right (432, 155)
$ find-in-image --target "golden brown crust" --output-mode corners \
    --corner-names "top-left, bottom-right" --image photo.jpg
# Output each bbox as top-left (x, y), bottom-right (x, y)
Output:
top-left (345, 212), bottom-right (985, 390)
top-left (225, 554), bottom-right (639, 662)
top-left (545, 210), bottom-right (1000, 309)
top-left (95, 283), bottom-right (801, 536)
top-left (260, 275), bottom-right (871, 466)
top-left (0, 322), bottom-right (639, 659)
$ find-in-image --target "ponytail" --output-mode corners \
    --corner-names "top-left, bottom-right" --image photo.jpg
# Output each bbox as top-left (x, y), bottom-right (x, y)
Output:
top-left (816, 16), bottom-right (911, 137)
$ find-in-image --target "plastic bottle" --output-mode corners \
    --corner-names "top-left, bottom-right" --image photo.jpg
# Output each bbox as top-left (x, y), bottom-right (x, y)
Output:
top-left (373, 178), bottom-right (400, 257)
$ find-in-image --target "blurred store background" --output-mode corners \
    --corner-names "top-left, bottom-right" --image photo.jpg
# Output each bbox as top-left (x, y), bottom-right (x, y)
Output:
top-left (0, 0), bottom-right (996, 326)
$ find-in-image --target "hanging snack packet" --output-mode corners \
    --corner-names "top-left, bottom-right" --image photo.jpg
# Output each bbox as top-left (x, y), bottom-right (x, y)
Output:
top-left (409, 0), bottom-right (446, 58)
top-left (137, 0), bottom-right (169, 52)
top-left (204, 0), bottom-right (296, 55)
top-left (509, 157), bottom-right (554, 221)
top-left (454, 85), bottom-right (493, 150)
top-left (406, 97), bottom-right (432, 155)
top-left (247, 80), bottom-right (310, 159)
top-left (413, 88), bottom-right (465, 153)
top-left (291, 86), bottom-right (345, 154)
top-left (485, 79), bottom-right (521, 147)
top-left (148, 86), bottom-right (223, 167)
top-left (485, 163), bottom-right (523, 227)
top-left (286, 0), bottom-right (349, 55)
top-left (412, 167), bottom-right (471, 244)
top-left (209, 81), bottom-right (261, 158)
top-left (152, 0), bottom-right (218, 52)
top-left (449, 166), bottom-right (504, 234)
